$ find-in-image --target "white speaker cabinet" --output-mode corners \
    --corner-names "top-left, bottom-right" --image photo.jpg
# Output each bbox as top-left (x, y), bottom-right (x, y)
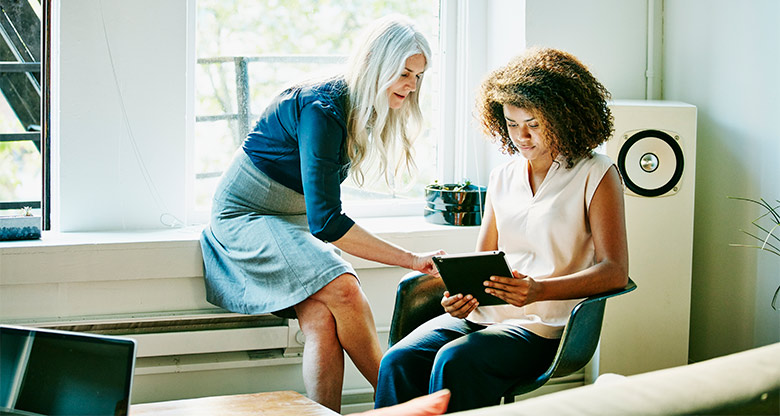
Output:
top-left (597, 100), bottom-right (697, 377)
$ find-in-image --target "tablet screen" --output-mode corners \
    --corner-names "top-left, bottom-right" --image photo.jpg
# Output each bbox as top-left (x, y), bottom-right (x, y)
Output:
top-left (432, 251), bottom-right (513, 306)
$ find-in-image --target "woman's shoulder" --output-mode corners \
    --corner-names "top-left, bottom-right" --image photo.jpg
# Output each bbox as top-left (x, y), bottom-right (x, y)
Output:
top-left (570, 151), bottom-right (614, 172)
top-left (298, 77), bottom-right (348, 121)
top-left (489, 157), bottom-right (524, 183)
top-left (589, 151), bottom-right (614, 166)
top-left (561, 152), bottom-right (615, 190)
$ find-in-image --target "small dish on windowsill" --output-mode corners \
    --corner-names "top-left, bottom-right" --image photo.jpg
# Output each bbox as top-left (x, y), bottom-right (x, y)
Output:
top-left (424, 181), bottom-right (486, 226)
top-left (0, 207), bottom-right (41, 241)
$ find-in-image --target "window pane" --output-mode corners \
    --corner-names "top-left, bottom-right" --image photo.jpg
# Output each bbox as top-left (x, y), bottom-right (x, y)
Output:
top-left (0, 94), bottom-right (41, 216)
top-left (195, 0), bottom-right (440, 214)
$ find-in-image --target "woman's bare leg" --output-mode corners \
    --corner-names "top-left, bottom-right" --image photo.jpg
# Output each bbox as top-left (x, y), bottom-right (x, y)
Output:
top-left (294, 297), bottom-right (345, 412)
top-left (309, 273), bottom-right (383, 388)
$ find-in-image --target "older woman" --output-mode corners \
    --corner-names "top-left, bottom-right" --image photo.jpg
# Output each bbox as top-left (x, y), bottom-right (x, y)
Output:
top-left (200, 15), bottom-right (441, 411)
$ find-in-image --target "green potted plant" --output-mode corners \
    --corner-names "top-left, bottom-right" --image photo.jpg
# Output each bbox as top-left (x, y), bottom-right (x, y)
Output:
top-left (0, 206), bottom-right (42, 241)
top-left (729, 197), bottom-right (779, 309)
top-left (424, 180), bottom-right (487, 226)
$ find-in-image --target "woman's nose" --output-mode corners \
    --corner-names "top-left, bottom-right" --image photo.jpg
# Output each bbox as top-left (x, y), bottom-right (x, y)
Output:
top-left (407, 77), bottom-right (417, 92)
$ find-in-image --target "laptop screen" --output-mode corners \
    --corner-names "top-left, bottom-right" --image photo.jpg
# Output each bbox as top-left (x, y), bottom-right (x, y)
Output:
top-left (0, 325), bottom-right (136, 416)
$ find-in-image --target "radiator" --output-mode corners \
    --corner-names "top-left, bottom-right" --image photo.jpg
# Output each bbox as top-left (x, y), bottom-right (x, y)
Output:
top-left (30, 310), bottom-right (306, 358)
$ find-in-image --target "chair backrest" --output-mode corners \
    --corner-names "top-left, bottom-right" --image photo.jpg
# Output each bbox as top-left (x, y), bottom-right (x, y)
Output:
top-left (388, 272), bottom-right (446, 348)
top-left (506, 277), bottom-right (637, 397)
top-left (548, 298), bottom-right (608, 377)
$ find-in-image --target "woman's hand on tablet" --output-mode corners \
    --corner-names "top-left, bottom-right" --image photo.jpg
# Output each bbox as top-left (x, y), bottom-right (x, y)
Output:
top-left (411, 250), bottom-right (446, 277)
top-left (483, 270), bottom-right (541, 307)
top-left (441, 291), bottom-right (479, 318)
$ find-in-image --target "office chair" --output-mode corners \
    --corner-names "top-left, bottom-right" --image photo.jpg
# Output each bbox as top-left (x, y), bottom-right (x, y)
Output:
top-left (387, 271), bottom-right (637, 403)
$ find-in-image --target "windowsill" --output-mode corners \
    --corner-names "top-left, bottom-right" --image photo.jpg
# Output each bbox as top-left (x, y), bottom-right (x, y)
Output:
top-left (0, 226), bottom-right (206, 250)
top-left (0, 216), bottom-right (480, 323)
top-left (0, 216), bottom-right (477, 250)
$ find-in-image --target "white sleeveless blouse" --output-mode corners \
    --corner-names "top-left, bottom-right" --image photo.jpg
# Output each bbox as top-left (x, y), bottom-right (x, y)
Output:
top-left (467, 152), bottom-right (615, 339)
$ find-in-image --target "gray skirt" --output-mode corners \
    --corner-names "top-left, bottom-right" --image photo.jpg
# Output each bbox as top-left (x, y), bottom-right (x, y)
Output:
top-left (200, 150), bottom-right (356, 317)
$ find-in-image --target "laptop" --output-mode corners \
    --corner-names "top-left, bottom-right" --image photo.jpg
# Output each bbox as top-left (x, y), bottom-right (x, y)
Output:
top-left (0, 324), bottom-right (137, 416)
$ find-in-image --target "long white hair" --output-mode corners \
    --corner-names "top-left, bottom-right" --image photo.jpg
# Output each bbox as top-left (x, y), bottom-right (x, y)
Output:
top-left (344, 14), bottom-right (432, 186)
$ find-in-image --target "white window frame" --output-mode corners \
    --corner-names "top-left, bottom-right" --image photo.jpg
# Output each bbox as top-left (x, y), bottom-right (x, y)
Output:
top-left (344, 0), bottom-right (497, 219)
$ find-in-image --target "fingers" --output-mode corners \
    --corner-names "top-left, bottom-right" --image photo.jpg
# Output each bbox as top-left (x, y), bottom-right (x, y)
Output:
top-left (484, 274), bottom-right (519, 300)
top-left (483, 274), bottom-right (522, 295)
top-left (482, 274), bottom-right (537, 307)
top-left (413, 250), bottom-right (447, 276)
top-left (422, 263), bottom-right (440, 277)
top-left (441, 292), bottom-right (479, 318)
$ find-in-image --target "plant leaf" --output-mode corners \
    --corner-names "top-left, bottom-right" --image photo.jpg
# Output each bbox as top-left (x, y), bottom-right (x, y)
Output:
top-left (728, 243), bottom-right (780, 257)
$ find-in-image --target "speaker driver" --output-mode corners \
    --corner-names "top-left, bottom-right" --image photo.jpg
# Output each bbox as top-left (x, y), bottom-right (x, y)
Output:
top-left (617, 129), bottom-right (684, 197)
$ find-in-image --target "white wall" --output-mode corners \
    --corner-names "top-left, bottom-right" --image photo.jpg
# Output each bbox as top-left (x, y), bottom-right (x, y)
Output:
top-left (482, 0), bottom-right (652, 187)
top-left (663, 0), bottom-right (780, 361)
top-left (54, 0), bottom-right (195, 231)
top-left (525, 0), bottom-right (649, 100)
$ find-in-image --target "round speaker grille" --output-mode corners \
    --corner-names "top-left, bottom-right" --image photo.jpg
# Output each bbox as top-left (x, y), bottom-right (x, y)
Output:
top-left (617, 129), bottom-right (684, 197)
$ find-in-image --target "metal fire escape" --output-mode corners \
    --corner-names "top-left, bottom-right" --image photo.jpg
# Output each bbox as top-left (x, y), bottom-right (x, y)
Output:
top-left (0, 0), bottom-right (43, 213)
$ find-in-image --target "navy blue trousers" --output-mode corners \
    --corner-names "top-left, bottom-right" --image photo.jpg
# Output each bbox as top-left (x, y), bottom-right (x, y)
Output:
top-left (374, 314), bottom-right (559, 413)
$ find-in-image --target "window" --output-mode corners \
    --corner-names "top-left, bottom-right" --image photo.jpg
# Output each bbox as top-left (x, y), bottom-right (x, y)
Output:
top-left (193, 0), bottom-right (441, 221)
top-left (0, 0), bottom-right (46, 225)
top-left (45, 1), bottom-right (502, 232)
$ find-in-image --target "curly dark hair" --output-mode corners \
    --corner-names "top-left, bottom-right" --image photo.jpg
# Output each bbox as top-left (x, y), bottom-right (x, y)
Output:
top-left (475, 47), bottom-right (613, 168)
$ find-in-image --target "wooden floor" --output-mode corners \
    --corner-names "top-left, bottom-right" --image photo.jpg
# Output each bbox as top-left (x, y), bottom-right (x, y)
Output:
top-left (130, 390), bottom-right (339, 416)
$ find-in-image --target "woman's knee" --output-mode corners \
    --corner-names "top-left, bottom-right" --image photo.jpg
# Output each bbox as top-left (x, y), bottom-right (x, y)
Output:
top-left (380, 344), bottom-right (413, 370)
top-left (295, 298), bottom-right (336, 335)
top-left (432, 341), bottom-right (478, 377)
top-left (380, 341), bottom-right (439, 379)
top-left (378, 344), bottom-right (432, 390)
top-left (311, 273), bottom-right (364, 306)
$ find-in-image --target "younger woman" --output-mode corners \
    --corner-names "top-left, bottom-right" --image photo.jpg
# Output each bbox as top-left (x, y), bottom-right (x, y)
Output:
top-left (375, 47), bottom-right (629, 413)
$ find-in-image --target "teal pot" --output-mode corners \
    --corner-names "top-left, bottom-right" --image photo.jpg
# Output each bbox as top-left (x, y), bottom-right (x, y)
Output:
top-left (0, 216), bottom-right (42, 241)
top-left (424, 184), bottom-right (486, 226)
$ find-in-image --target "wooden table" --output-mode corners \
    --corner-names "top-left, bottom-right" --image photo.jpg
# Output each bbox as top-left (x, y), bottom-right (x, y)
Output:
top-left (131, 390), bottom-right (340, 416)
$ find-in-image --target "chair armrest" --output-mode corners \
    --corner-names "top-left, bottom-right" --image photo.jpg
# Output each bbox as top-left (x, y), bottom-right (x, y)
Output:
top-left (582, 277), bottom-right (637, 305)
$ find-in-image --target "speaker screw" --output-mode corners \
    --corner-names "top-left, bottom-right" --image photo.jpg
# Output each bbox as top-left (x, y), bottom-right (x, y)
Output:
top-left (675, 135), bottom-right (680, 140)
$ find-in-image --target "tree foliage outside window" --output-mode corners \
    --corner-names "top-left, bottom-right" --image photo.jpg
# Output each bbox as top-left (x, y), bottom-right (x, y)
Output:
top-left (195, 0), bottom-right (440, 211)
top-left (0, 98), bottom-right (41, 215)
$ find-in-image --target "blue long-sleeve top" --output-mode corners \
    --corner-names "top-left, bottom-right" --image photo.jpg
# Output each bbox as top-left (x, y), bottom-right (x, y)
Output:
top-left (242, 78), bottom-right (355, 242)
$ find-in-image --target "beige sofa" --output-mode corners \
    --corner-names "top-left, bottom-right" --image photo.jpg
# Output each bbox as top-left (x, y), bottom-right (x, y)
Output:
top-left (457, 342), bottom-right (780, 415)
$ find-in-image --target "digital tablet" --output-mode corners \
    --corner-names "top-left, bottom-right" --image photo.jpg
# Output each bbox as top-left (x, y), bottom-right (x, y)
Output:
top-left (432, 251), bottom-right (513, 306)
